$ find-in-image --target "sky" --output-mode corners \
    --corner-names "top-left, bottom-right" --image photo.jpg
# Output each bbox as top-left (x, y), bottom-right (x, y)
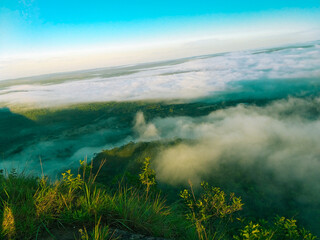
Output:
top-left (0, 0), bottom-right (320, 80)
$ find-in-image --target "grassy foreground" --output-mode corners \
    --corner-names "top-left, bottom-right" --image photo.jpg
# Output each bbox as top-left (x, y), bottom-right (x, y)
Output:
top-left (0, 159), bottom-right (317, 240)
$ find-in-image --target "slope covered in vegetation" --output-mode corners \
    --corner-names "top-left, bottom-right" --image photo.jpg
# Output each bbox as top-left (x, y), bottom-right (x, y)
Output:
top-left (0, 158), bottom-right (317, 239)
top-left (1, 94), bottom-right (320, 239)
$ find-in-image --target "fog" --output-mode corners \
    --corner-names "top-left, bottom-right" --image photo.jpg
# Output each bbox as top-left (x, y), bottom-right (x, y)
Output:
top-left (142, 98), bottom-right (320, 189)
top-left (0, 112), bottom-right (135, 176)
top-left (132, 97), bottom-right (320, 232)
top-left (0, 41), bottom-right (319, 107)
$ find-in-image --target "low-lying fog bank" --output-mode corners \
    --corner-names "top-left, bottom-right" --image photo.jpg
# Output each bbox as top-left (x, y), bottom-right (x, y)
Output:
top-left (0, 41), bottom-right (319, 107)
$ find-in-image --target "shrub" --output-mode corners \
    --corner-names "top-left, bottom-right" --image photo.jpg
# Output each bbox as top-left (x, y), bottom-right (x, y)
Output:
top-left (181, 181), bottom-right (243, 240)
top-left (234, 216), bottom-right (317, 240)
top-left (139, 157), bottom-right (156, 198)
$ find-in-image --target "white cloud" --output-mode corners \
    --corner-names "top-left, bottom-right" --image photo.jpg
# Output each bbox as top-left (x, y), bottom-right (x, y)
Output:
top-left (0, 42), bottom-right (319, 107)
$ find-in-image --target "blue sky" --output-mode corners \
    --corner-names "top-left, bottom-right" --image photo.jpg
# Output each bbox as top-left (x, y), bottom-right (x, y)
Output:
top-left (2, 0), bottom-right (320, 23)
top-left (0, 0), bottom-right (319, 79)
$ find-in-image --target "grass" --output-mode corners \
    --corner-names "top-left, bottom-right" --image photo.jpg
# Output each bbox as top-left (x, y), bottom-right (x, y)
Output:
top-left (0, 159), bottom-right (317, 240)
top-left (0, 161), bottom-right (194, 240)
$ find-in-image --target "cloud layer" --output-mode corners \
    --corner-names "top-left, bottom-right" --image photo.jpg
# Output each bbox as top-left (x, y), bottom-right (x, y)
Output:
top-left (1, 41), bottom-right (319, 107)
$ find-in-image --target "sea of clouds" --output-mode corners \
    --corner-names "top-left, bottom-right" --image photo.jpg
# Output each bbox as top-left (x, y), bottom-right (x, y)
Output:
top-left (0, 41), bottom-right (319, 106)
